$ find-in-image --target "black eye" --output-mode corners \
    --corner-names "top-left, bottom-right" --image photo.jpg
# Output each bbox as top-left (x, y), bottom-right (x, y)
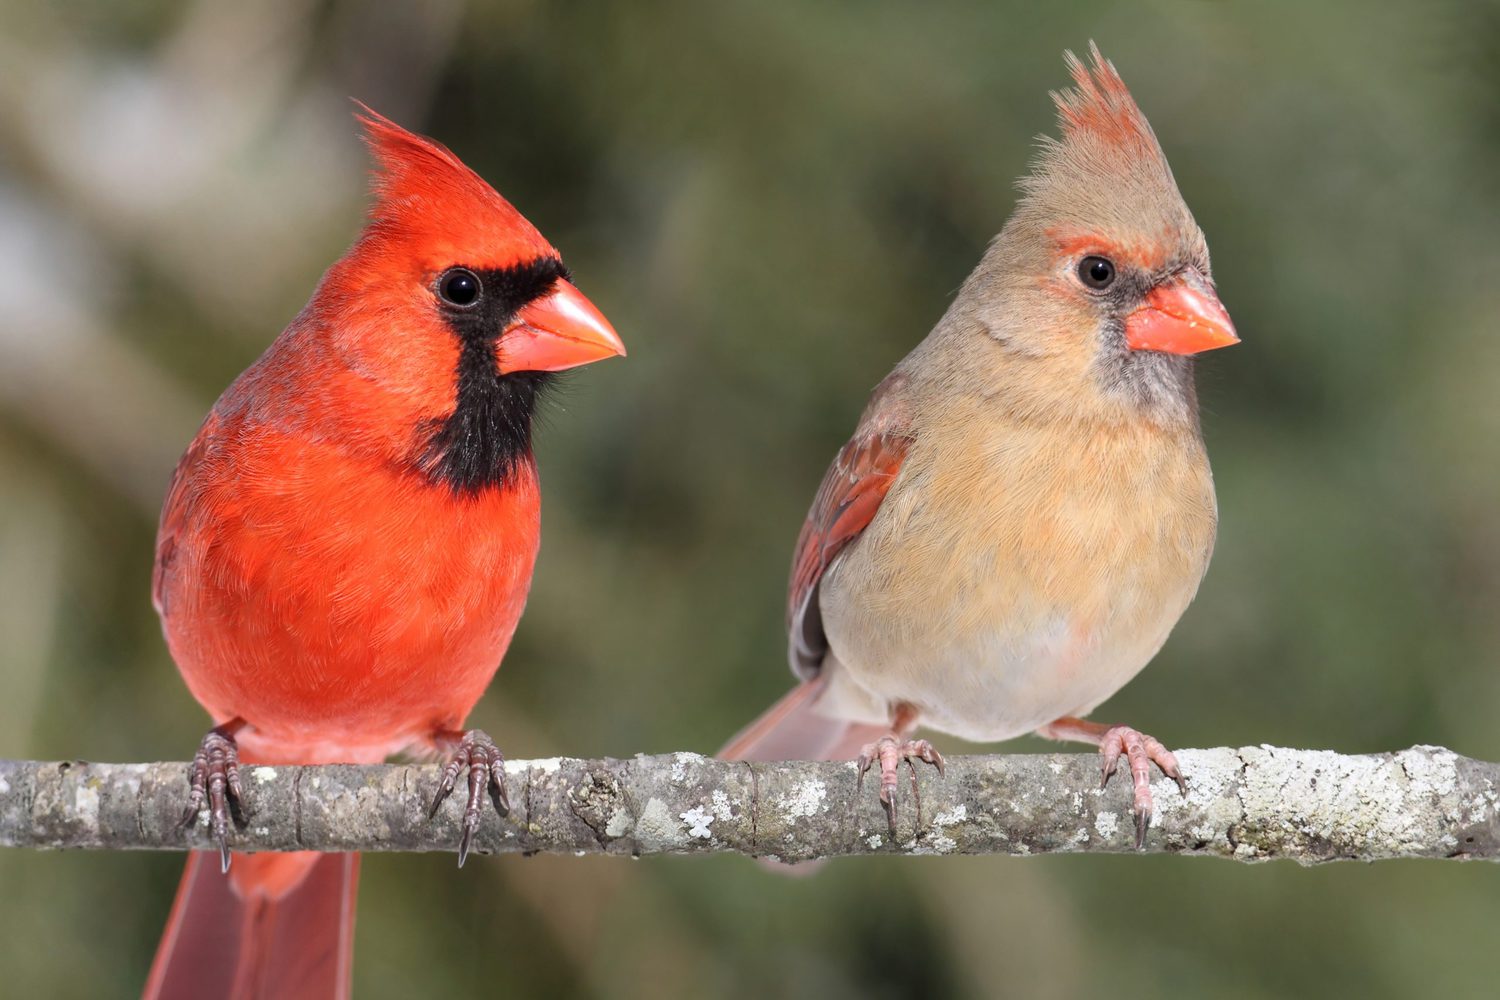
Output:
top-left (438, 268), bottom-right (481, 307)
top-left (1078, 256), bottom-right (1116, 290)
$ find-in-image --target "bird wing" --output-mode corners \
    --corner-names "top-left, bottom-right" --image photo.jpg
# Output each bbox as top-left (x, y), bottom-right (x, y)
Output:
top-left (787, 372), bottom-right (913, 680)
top-left (152, 412), bottom-right (221, 618)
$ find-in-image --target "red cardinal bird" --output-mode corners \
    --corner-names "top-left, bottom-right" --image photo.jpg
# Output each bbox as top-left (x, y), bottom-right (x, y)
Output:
top-left (144, 108), bottom-right (624, 999)
top-left (723, 45), bottom-right (1237, 848)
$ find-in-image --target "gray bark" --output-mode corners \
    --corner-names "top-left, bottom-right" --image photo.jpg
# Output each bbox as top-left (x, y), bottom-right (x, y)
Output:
top-left (1, 746), bottom-right (1496, 864)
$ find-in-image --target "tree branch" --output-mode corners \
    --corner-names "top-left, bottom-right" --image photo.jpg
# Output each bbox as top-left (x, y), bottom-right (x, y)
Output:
top-left (1, 746), bottom-right (1496, 863)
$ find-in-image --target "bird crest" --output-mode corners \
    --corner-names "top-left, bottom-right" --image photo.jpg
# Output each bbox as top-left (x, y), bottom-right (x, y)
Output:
top-left (1018, 43), bottom-right (1179, 193)
top-left (1050, 42), bottom-right (1164, 163)
top-left (351, 103), bottom-right (556, 268)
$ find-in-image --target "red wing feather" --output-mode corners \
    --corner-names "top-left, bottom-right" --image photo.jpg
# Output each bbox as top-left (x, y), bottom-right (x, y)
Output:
top-left (787, 375), bottom-right (912, 679)
top-left (152, 414), bottom-right (217, 617)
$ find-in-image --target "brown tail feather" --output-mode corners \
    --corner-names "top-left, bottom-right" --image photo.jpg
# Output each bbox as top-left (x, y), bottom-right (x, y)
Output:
top-left (143, 851), bottom-right (359, 1000)
top-left (720, 677), bottom-right (883, 762)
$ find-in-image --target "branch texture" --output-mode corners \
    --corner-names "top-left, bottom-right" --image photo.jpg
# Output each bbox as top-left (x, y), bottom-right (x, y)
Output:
top-left (2, 747), bottom-right (1496, 864)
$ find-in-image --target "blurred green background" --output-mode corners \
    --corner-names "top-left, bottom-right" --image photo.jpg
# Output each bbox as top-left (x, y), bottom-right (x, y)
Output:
top-left (3, 1), bottom-right (1500, 997)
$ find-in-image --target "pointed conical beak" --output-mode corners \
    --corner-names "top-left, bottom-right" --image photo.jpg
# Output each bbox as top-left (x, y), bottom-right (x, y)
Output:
top-left (499, 279), bottom-right (626, 373)
top-left (1124, 268), bottom-right (1239, 355)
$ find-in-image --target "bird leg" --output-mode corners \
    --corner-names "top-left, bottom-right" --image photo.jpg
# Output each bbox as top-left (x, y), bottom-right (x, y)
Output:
top-left (1038, 716), bottom-right (1186, 849)
top-left (855, 703), bottom-right (945, 834)
top-left (427, 729), bottom-right (509, 867)
top-left (178, 719), bottom-right (247, 873)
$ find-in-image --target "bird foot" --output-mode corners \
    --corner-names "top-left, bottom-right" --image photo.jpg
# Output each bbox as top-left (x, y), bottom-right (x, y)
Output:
top-left (177, 725), bottom-right (246, 873)
top-left (428, 729), bottom-right (509, 867)
top-left (856, 736), bottom-right (945, 833)
top-left (1097, 724), bottom-right (1186, 849)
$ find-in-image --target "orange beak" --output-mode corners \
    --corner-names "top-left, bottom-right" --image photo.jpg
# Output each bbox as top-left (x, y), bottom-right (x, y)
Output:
top-left (499, 279), bottom-right (626, 373)
top-left (1124, 268), bottom-right (1239, 355)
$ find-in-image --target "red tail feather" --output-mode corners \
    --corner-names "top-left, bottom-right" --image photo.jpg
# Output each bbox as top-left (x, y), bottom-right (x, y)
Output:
top-left (143, 852), bottom-right (359, 1000)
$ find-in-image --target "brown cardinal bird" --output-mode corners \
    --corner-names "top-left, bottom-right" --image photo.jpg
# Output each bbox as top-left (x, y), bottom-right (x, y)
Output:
top-left (143, 109), bottom-right (623, 999)
top-left (723, 45), bottom-right (1236, 848)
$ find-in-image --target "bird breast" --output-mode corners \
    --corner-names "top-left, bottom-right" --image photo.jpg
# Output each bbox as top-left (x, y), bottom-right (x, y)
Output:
top-left (157, 421), bottom-right (543, 761)
top-left (817, 405), bottom-right (1217, 742)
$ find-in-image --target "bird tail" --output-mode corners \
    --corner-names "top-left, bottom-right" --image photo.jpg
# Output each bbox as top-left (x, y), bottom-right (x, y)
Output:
top-left (142, 850), bottom-right (360, 1000)
top-left (720, 676), bottom-right (885, 763)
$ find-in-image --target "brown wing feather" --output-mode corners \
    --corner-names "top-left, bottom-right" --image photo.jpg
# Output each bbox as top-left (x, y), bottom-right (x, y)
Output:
top-left (787, 373), bottom-right (912, 679)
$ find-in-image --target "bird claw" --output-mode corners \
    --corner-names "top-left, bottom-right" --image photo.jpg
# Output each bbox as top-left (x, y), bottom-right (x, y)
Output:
top-left (1096, 725), bottom-right (1185, 849)
top-left (428, 730), bottom-right (509, 867)
top-left (856, 736), bottom-right (945, 834)
top-left (178, 726), bottom-right (246, 873)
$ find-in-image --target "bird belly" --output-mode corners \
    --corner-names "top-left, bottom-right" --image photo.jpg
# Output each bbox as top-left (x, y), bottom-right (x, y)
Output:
top-left (817, 579), bottom-right (1195, 742)
top-left (847, 601), bottom-right (1190, 742)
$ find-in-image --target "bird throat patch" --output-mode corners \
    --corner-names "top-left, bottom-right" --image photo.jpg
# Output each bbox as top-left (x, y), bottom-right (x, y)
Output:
top-left (421, 257), bottom-right (567, 493)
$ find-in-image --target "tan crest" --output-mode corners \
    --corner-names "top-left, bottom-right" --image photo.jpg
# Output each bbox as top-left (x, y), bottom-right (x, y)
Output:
top-left (1051, 42), bottom-right (1163, 161)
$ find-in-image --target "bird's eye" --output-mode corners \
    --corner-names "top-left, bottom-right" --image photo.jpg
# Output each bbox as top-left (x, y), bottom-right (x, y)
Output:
top-left (438, 268), bottom-right (481, 307)
top-left (1077, 256), bottom-right (1116, 290)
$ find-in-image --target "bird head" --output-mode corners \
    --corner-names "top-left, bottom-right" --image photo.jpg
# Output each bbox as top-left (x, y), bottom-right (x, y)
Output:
top-left (309, 107), bottom-right (625, 492)
top-left (341, 106), bottom-right (623, 374)
top-left (958, 45), bottom-right (1235, 420)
